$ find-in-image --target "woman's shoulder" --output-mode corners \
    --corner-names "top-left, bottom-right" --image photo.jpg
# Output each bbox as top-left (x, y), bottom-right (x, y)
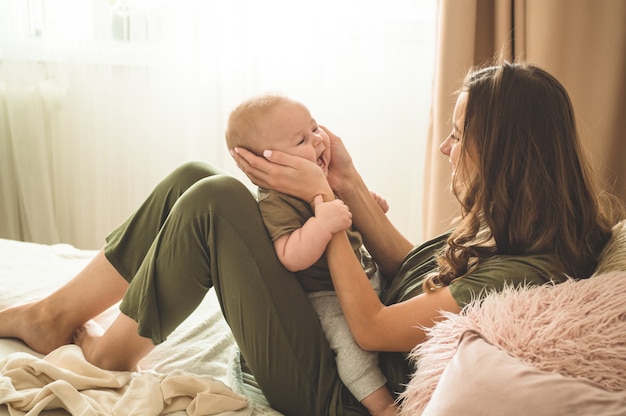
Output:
top-left (449, 253), bottom-right (563, 308)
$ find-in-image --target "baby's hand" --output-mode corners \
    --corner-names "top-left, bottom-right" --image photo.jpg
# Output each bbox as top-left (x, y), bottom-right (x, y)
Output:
top-left (315, 198), bottom-right (352, 234)
top-left (370, 191), bottom-right (389, 213)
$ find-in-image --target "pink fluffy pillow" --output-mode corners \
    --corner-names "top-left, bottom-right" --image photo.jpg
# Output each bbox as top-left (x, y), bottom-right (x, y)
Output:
top-left (399, 271), bottom-right (626, 415)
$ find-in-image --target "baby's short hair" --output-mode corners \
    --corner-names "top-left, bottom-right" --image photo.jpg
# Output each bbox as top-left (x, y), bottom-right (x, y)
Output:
top-left (225, 93), bottom-right (292, 155)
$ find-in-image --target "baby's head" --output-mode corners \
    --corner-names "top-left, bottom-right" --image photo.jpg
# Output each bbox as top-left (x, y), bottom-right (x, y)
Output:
top-left (226, 94), bottom-right (331, 174)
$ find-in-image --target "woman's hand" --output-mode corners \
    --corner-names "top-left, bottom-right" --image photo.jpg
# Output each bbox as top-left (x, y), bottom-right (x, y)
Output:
top-left (320, 126), bottom-right (358, 196)
top-left (232, 147), bottom-right (333, 204)
top-left (319, 127), bottom-right (413, 277)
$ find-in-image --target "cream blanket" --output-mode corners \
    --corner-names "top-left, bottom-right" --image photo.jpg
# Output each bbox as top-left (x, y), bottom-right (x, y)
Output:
top-left (0, 239), bottom-right (281, 416)
top-left (0, 344), bottom-right (249, 416)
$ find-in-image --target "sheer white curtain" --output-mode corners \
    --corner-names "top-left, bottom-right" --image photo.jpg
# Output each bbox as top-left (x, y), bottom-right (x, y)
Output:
top-left (0, 0), bottom-right (437, 249)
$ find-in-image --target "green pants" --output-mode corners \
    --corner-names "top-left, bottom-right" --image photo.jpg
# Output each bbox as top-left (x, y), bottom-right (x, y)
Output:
top-left (104, 162), bottom-right (366, 416)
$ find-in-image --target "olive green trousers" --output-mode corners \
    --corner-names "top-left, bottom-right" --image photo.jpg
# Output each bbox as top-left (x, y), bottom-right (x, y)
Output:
top-left (103, 162), bottom-right (366, 416)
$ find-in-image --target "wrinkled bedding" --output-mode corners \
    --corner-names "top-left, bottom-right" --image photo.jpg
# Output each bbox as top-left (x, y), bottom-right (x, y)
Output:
top-left (0, 238), bottom-right (279, 416)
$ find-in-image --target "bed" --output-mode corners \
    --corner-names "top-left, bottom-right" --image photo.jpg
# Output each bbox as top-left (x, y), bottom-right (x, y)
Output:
top-left (2, 219), bottom-right (626, 415)
top-left (0, 238), bottom-right (281, 416)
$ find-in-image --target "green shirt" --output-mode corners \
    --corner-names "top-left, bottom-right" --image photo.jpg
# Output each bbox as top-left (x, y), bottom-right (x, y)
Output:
top-left (383, 232), bottom-right (564, 307)
top-left (258, 188), bottom-right (377, 292)
top-left (381, 232), bottom-right (564, 395)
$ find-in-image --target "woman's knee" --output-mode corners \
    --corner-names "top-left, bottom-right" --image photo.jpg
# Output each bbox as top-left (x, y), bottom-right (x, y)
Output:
top-left (159, 161), bottom-right (225, 194)
top-left (175, 174), bottom-right (256, 218)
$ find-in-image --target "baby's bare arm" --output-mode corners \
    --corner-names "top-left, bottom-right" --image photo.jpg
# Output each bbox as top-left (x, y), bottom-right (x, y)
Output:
top-left (274, 199), bottom-right (352, 272)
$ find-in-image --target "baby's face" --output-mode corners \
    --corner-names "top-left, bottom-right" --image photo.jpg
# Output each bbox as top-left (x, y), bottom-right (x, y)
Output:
top-left (261, 101), bottom-right (331, 175)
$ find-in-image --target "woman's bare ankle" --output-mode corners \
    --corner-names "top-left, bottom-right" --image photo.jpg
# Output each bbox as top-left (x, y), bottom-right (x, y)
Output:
top-left (72, 321), bottom-right (120, 370)
top-left (0, 301), bottom-right (76, 354)
top-left (73, 314), bottom-right (154, 372)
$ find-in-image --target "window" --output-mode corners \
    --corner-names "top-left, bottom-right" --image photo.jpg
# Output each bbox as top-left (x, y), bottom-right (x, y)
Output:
top-left (0, 0), bottom-right (437, 248)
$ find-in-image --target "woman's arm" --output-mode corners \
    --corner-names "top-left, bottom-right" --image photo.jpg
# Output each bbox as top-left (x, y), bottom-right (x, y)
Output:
top-left (321, 127), bottom-right (414, 277)
top-left (335, 171), bottom-right (412, 277)
top-left (326, 231), bottom-right (461, 352)
top-left (233, 129), bottom-right (413, 277)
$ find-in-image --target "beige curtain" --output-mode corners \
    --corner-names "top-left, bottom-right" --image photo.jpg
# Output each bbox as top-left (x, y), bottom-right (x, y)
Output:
top-left (423, 0), bottom-right (626, 239)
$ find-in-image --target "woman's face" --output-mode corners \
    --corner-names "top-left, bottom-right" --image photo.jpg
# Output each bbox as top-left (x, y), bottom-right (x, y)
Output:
top-left (440, 92), bottom-right (473, 189)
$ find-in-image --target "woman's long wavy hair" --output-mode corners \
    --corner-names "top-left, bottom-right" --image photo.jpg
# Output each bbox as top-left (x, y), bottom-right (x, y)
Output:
top-left (426, 62), bottom-right (620, 290)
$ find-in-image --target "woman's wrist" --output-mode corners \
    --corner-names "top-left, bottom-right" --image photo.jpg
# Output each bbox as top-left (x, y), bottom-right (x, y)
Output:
top-left (331, 166), bottom-right (363, 200)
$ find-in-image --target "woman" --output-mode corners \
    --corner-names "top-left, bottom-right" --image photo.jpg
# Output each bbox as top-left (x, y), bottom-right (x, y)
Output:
top-left (0, 62), bottom-right (619, 416)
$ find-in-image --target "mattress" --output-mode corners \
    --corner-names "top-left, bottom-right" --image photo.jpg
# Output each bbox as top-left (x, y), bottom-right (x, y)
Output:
top-left (0, 238), bottom-right (280, 415)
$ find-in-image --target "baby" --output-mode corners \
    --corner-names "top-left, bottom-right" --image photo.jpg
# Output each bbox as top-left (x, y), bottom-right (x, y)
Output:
top-left (226, 94), bottom-right (396, 415)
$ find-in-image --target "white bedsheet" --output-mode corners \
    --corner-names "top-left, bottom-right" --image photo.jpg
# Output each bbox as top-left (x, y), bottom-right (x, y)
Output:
top-left (0, 238), bottom-right (280, 416)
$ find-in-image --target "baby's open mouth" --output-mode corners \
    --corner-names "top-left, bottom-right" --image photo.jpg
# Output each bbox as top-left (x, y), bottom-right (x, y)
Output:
top-left (317, 155), bottom-right (326, 169)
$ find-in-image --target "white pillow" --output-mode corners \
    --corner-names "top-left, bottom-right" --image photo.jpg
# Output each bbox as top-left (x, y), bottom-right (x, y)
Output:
top-left (422, 331), bottom-right (626, 416)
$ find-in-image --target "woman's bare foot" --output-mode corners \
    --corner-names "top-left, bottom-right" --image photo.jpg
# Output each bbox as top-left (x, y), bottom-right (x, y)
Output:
top-left (72, 320), bottom-right (120, 370)
top-left (1, 250), bottom-right (129, 358)
top-left (73, 320), bottom-right (105, 346)
top-left (71, 313), bottom-right (155, 372)
top-left (0, 301), bottom-right (76, 354)
top-left (72, 320), bottom-right (106, 364)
